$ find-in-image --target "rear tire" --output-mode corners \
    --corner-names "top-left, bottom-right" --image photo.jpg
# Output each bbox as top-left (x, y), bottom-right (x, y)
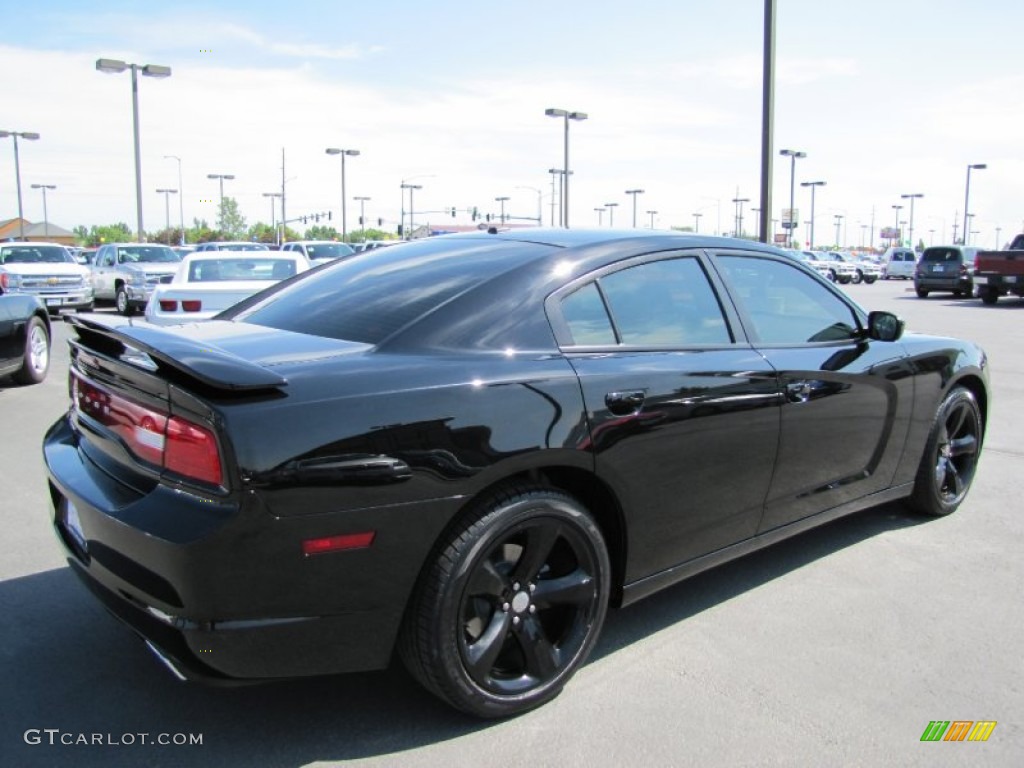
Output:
top-left (907, 387), bottom-right (982, 517)
top-left (916, 287), bottom-right (929, 298)
top-left (13, 316), bottom-right (50, 385)
top-left (979, 287), bottom-right (998, 305)
top-left (399, 486), bottom-right (610, 718)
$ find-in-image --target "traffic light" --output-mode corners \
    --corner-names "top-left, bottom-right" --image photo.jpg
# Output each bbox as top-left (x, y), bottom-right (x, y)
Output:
top-left (359, 216), bottom-right (364, 226)
top-left (472, 207), bottom-right (478, 221)
top-left (314, 214), bottom-right (320, 223)
top-left (397, 224), bottom-right (403, 236)
top-left (327, 211), bottom-right (332, 220)
top-left (302, 216), bottom-right (308, 225)
top-left (451, 207), bottom-right (456, 218)
top-left (486, 213), bottom-right (492, 222)
top-left (377, 218), bottom-right (383, 226)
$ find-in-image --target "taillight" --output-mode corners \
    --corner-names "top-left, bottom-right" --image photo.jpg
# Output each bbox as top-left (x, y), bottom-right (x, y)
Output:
top-left (165, 416), bottom-right (222, 485)
top-left (72, 371), bottom-right (223, 487)
top-left (0, 271), bottom-right (7, 291)
top-left (158, 299), bottom-right (178, 311)
top-left (182, 300), bottom-right (202, 312)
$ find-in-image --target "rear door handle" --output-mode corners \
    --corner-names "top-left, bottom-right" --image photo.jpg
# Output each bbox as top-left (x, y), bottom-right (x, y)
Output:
top-left (605, 390), bottom-right (646, 415)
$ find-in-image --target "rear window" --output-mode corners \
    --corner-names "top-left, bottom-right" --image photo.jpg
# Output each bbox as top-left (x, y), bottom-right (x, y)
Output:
top-left (230, 237), bottom-right (551, 344)
top-left (921, 248), bottom-right (962, 263)
top-left (189, 258), bottom-right (296, 281)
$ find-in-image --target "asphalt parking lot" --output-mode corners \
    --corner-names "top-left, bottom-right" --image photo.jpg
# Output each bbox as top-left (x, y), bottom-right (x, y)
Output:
top-left (2, 280), bottom-right (1021, 767)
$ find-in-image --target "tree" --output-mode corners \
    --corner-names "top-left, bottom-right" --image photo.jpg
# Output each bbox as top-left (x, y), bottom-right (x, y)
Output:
top-left (76, 222), bottom-right (133, 246)
top-left (218, 197), bottom-right (247, 239)
top-left (347, 228), bottom-right (394, 243)
top-left (304, 224), bottom-right (339, 240)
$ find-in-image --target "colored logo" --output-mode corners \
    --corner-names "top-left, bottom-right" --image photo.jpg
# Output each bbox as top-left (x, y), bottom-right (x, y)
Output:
top-left (921, 721), bottom-right (997, 742)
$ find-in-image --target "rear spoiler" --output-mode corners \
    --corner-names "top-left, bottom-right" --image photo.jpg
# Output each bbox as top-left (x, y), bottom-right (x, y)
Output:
top-left (65, 314), bottom-right (288, 391)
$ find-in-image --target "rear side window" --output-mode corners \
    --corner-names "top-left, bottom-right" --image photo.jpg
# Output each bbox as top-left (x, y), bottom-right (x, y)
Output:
top-left (560, 256), bottom-right (731, 347)
top-left (231, 238), bottom-right (552, 345)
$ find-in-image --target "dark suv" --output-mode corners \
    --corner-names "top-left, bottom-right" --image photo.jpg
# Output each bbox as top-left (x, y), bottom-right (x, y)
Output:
top-left (914, 245), bottom-right (978, 298)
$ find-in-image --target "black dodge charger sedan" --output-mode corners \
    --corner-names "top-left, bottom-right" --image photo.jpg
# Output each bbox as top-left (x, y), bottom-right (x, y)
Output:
top-left (43, 229), bottom-right (988, 717)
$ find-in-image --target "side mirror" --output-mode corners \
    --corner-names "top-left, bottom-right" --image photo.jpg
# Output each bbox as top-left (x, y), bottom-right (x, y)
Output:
top-left (866, 310), bottom-right (904, 342)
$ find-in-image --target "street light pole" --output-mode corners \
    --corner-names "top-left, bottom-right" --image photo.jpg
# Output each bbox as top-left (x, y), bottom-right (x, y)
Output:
top-left (545, 108), bottom-right (588, 227)
top-left (96, 58), bottom-right (171, 242)
top-left (800, 181), bottom-right (826, 248)
top-left (400, 183), bottom-right (423, 239)
top-left (732, 196), bottom-right (750, 237)
top-left (693, 212), bottom-right (702, 233)
top-left (963, 163), bottom-right (986, 246)
top-left (625, 189), bottom-right (644, 227)
top-left (494, 196), bottom-right (510, 224)
top-left (833, 214), bottom-right (843, 247)
top-left (779, 149), bottom-right (806, 242)
top-left (163, 155), bottom-right (185, 244)
top-left (891, 204), bottom-right (903, 246)
top-left (30, 183), bottom-right (56, 238)
top-left (646, 210), bottom-right (657, 229)
top-left (605, 202), bottom-right (618, 227)
top-left (325, 148), bottom-right (360, 242)
top-left (354, 196), bottom-right (371, 233)
top-left (0, 130), bottom-right (41, 241)
top-left (594, 207), bottom-right (605, 225)
top-left (262, 192), bottom-right (282, 244)
top-left (207, 173), bottom-right (235, 233)
top-left (155, 188), bottom-right (177, 244)
top-left (900, 193), bottom-right (923, 251)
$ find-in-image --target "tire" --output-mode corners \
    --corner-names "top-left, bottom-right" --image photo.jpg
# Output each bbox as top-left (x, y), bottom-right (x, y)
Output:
top-left (828, 269), bottom-right (837, 282)
top-left (13, 316), bottom-right (50, 385)
top-left (115, 287), bottom-right (135, 316)
top-left (979, 287), bottom-right (998, 305)
top-left (864, 277), bottom-right (877, 284)
top-left (399, 486), bottom-right (610, 718)
top-left (915, 287), bottom-right (929, 298)
top-left (852, 270), bottom-right (863, 284)
top-left (907, 387), bottom-right (982, 517)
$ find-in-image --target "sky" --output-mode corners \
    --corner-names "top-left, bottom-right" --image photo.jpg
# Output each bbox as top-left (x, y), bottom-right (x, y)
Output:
top-left (2, 0), bottom-right (1022, 249)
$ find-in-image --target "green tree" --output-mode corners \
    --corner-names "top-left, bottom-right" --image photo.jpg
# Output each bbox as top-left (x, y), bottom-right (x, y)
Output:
top-left (247, 223), bottom-right (279, 244)
top-left (347, 228), bottom-right (394, 243)
top-left (304, 224), bottom-right (340, 240)
top-left (218, 197), bottom-right (247, 239)
top-left (77, 222), bottom-right (133, 246)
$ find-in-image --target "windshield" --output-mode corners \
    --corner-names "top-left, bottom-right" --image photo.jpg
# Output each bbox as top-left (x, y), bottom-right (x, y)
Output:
top-left (0, 245), bottom-right (73, 264)
top-left (306, 243), bottom-right (355, 260)
top-left (118, 246), bottom-right (181, 263)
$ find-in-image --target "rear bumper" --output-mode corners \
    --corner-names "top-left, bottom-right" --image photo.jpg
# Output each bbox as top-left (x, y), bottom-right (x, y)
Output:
top-left (914, 275), bottom-right (972, 291)
top-left (43, 415), bottom-right (459, 682)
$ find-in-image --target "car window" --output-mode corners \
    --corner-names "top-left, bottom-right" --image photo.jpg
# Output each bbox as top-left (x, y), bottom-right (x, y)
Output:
top-left (561, 257), bottom-right (730, 347)
top-left (561, 282), bottom-right (617, 345)
top-left (188, 258), bottom-right (296, 282)
top-left (717, 256), bottom-right (859, 344)
top-left (0, 245), bottom-right (73, 264)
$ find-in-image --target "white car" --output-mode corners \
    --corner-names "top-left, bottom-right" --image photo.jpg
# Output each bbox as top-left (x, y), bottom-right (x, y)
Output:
top-left (0, 242), bottom-right (94, 312)
top-left (280, 240), bottom-right (355, 266)
top-left (144, 253), bottom-right (308, 325)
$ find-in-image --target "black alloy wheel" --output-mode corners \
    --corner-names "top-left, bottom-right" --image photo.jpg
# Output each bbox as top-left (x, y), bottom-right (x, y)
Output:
top-left (399, 487), bottom-right (610, 717)
top-left (909, 387), bottom-right (982, 517)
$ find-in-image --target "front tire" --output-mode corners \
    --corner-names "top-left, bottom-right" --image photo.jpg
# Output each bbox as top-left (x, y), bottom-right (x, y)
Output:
top-left (907, 387), bottom-right (982, 517)
top-left (116, 287), bottom-right (133, 316)
top-left (399, 486), bottom-right (610, 718)
top-left (864, 276), bottom-right (877, 284)
top-left (916, 287), bottom-right (929, 298)
top-left (13, 316), bottom-right (50, 385)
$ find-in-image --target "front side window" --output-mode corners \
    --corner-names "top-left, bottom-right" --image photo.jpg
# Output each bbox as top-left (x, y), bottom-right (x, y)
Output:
top-left (717, 256), bottom-right (860, 344)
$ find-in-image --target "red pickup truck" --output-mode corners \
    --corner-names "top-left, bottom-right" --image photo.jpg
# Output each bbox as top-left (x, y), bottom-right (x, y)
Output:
top-left (974, 234), bottom-right (1024, 304)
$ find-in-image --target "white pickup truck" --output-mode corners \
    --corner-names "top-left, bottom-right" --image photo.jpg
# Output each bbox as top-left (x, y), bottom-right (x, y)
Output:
top-left (0, 242), bottom-right (94, 312)
top-left (90, 243), bottom-right (182, 315)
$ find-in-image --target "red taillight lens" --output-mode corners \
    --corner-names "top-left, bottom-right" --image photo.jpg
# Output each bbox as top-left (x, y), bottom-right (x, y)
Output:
top-left (182, 300), bottom-right (202, 312)
top-left (72, 371), bottom-right (223, 487)
top-left (0, 272), bottom-right (8, 291)
top-left (165, 416), bottom-right (222, 485)
top-left (158, 299), bottom-right (178, 311)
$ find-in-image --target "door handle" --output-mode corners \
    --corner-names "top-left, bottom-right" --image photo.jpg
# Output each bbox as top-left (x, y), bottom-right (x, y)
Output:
top-left (785, 381), bottom-right (812, 403)
top-left (605, 390), bottom-right (646, 415)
